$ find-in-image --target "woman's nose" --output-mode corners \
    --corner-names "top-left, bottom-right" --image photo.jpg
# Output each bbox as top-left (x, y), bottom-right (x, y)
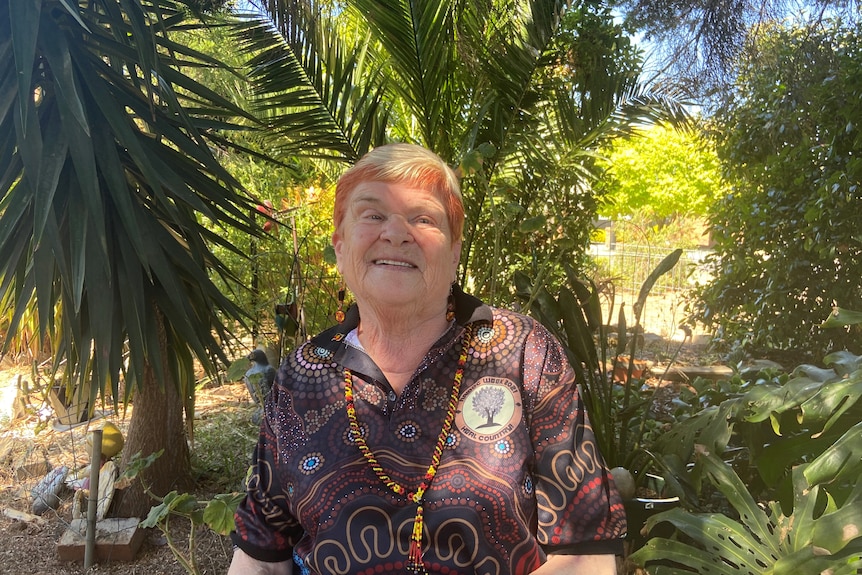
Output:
top-left (381, 216), bottom-right (413, 243)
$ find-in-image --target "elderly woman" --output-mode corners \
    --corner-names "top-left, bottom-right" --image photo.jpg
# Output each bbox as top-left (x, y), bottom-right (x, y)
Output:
top-left (229, 143), bottom-right (626, 575)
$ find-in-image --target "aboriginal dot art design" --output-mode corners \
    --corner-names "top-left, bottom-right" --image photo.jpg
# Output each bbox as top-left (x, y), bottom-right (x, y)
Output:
top-left (232, 305), bottom-right (627, 575)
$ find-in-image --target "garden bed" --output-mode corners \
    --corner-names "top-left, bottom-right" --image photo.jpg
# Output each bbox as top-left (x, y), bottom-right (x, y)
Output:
top-left (0, 374), bottom-right (256, 575)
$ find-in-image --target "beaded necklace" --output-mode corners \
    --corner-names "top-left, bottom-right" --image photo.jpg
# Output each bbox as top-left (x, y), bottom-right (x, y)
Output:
top-left (343, 326), bottom-right (472, 574)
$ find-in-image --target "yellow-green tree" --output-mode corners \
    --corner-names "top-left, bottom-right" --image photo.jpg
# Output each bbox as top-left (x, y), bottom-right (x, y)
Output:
top-left (597, 123), bottom-right (724, 247)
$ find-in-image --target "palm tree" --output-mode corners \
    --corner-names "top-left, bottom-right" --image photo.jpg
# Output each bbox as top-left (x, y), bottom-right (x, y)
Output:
top-left (235, 0), bottom-right (689, 303)
top-left (0, 0), bottom-right (260, 515)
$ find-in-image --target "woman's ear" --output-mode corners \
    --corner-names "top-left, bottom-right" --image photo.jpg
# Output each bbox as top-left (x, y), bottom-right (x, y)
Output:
top-left (332, 230), bottom-right (344, 274)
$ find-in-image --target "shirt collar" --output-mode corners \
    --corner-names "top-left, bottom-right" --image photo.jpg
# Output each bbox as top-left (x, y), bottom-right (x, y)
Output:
top-left (310, 284), bottom-right (492, 359)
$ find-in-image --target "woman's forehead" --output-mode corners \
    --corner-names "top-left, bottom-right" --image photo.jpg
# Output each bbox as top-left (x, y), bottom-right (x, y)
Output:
top-left (348, 181), bottom-right (447, 209)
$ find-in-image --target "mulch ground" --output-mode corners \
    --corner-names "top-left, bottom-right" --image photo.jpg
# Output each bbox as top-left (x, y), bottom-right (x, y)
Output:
top-left (0, 373), bottom-right (255, 575)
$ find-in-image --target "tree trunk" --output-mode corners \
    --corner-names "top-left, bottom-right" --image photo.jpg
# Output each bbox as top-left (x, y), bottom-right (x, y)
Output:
top-left (113, 310), bottom-right (193, 518)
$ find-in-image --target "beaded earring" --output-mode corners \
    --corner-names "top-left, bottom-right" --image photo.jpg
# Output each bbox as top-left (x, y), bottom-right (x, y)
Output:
top-left (445, 284), bottom-right (455, 322)
top-left (335, 287), bottom-right (346, 323)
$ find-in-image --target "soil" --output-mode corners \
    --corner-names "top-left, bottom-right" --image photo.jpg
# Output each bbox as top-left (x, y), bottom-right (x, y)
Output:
top-left (0, 370), bottom-right (254, 575)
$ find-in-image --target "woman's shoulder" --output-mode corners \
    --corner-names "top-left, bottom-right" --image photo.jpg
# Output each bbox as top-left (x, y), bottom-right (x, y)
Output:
top-left (488, 306), bottom-right (540, 330)
top-left (282, 338), bottom-right (340, 370)
top-left (468, 306), bottom-right (552, 344)
top-left (480, 306), bottom-right (562, 350)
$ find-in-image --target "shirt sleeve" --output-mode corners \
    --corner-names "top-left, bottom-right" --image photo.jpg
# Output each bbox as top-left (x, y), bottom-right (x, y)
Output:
top-left (231, 373), bottom-right (304, 563)
top-left (525, 322), bottom-right (627, 555)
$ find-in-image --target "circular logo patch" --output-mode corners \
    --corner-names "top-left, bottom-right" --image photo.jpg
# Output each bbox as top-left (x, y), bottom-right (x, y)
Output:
top-left (455, 377), bottom-right (522, 444)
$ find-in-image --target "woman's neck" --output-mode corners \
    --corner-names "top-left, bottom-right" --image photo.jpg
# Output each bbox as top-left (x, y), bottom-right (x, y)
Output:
top-left (355, 305), bottom-right (452, 395)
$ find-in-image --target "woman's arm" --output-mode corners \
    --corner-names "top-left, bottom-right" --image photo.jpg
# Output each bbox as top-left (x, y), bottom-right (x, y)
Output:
top-left (227, 548), bottom-right (293, 575)
top-left (530, 553), bottom-right (617, 575)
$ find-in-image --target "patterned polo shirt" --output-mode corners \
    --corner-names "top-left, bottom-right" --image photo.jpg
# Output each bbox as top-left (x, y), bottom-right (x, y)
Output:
top-left (232, 288), bottom-right (626, 574)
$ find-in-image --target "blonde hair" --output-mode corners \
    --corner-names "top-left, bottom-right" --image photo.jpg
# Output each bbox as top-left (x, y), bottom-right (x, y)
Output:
top-left (334, 143), bottom-right (465, 241)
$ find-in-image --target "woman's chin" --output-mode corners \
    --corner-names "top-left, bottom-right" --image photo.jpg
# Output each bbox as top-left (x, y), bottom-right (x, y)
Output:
top-left (367, 293), bottom-right (424, 309)
top-left (361, 290), bottom-right (444, 315)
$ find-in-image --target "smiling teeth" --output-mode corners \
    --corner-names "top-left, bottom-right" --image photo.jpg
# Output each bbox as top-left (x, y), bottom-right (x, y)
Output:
top-left (375, 259), bottom-right (415, 268)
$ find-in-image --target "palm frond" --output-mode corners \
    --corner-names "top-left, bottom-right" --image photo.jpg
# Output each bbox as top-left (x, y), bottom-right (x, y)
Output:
top-left (347, 0), bottom-right (459, 152)
top-left (570, 82), bottom-right (693, 151)
top-left (0, 0), bottom-right (260, 405)
top-left (234, 3), bottom-right (389, 161)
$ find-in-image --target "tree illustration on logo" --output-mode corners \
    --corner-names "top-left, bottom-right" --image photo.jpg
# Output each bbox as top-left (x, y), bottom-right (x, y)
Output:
top-left (471, 387), bottom-right (506, 429)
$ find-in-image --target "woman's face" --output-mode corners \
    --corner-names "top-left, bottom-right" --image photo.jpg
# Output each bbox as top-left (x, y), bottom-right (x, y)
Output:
top-left (333, 181), bottom-right (461, 315)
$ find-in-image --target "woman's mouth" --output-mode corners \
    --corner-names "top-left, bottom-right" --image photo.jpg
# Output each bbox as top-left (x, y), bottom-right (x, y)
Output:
top-left (373, 259), bottom-right (416, 268)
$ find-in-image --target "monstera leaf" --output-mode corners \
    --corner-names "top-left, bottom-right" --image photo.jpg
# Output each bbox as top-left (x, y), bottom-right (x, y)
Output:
top-left (653, 350), bottom-right (862, 491)
top-left (630, 450), bottom-right (862, 575)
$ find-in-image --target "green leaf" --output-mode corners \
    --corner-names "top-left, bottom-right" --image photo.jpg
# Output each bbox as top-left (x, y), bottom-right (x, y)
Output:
top-left (634, 452), bottom-right (862, 574)
top-left (203, 493), bottom-right (244, 535)
top-left (141, 490), bottom-right (199, 528)
top-left (757, 422), bottom-right (850, 486)
top-left (32, 230), bottom-right (56, 346)
top-left (477, 142), bottom-right (496, 157)
top-left (568, 273), bottom-right (602, 332)
top-left (518, 215), bottom-right (547, 233)
top-left (32, 115), bottom-right (69, 244)
top-left (117, 449), bottom-right (163, 484)
top-left (140, 498), bottom-right (172, 529)
top-left (9, 0), bottom-right (41, 131)
top-left (12, 85), bottom-right (42, 189)
top-left (91, 120), bottom-right (148, 268)
top-left (235, 11), bottom-right (386, 161)
top-left (558, 286), bottom-right (598, 370)
top-left (54, 0), bottom-right (90, 32)
top-left (822, 307), bottom-right (862, 328)
top-left (738, 377), bottom-right (820, 425)
top-left (823, 350), bottom-right (862, 376)
top-left (169, 492), bottom-right (200, 516)
top-left (800, 373), bottom-right (862, 436)
top-left (459, 148), bottom-right (485, 176)
top-left (630, 534), bottom-right (741, 574)
top-left (351, 0), bottom-right (456, 150)
top-left (323, 244), bottom-right (337, 265)
top-left (804, 420), bottom-right (862, 487)
top-left (791, 363), bottom-right (838, 382)
top-left (773, 545), bottom-right (862, 575)
top-left (38, 17), bottom-right (90, 138)
top-left (811, 492), bottom-right (862, 554)
top-left (698, 451), bottom-right (778, 555)
top-left (227, 358), bottom-right (249, 382)
top-left (633, 248), bottom-right (682, 322)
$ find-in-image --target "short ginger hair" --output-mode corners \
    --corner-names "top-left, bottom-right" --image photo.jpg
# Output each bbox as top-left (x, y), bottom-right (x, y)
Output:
top-left (333, 143), bottom-right (465, 242)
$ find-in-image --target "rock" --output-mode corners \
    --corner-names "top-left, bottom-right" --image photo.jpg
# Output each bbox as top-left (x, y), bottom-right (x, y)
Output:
top-left (641, 333), bottom-right (665, 347)
top-left (56, 517), bottom-right (146, 562)
top-left (610, 466), bottom-right (636, 500)
top-left (3, 507), bottom-right (44, 524)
